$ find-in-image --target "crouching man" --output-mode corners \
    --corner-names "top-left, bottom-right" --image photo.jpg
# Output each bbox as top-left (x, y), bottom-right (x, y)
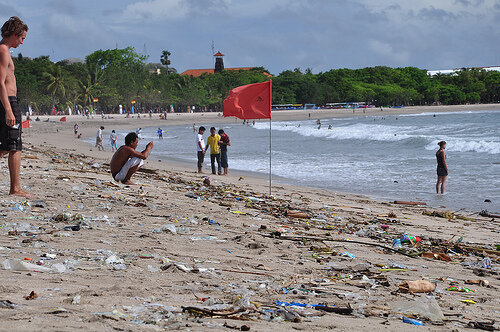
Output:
top-left (110, 132), bottom-right (153, 185)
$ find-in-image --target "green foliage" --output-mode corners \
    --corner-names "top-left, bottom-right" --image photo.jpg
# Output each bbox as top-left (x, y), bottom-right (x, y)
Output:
top-left (13, 47), bottom-right (500, 114)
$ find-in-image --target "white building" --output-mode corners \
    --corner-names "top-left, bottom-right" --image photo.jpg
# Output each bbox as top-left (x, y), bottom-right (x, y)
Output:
top-left (427, 66), bottom-right (500, 76)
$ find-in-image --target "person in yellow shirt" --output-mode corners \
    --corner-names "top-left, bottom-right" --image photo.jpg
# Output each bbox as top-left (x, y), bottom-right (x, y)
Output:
top-left (205, 127), bottom-right (221, 175)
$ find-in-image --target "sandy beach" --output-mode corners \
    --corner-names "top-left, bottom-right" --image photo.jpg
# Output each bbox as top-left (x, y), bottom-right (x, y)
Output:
top-left (0, 104), bottom-right (499, 331)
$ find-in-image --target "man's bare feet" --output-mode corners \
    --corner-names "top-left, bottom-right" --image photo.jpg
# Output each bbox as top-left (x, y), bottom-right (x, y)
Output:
top-left (9, 190), bottom-right (35, 198)
top-left (122, 180), bottom-right (136, 185)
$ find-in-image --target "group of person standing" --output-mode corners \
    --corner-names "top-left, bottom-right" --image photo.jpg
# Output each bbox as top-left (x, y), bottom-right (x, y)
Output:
top-left (196, 126), bottom-right (230, 175)
top-left (108, 125), bottom-right (231, 186)
top-left (92, 125), bottom-right (118, 152)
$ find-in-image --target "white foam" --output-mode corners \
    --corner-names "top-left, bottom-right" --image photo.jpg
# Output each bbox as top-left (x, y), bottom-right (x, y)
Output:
top-left (425, 139), bottom-right (500, 154)
top-left (255, 122), bottom-right (415, 142)
top-left (399, 110), bottom-right (500, 117)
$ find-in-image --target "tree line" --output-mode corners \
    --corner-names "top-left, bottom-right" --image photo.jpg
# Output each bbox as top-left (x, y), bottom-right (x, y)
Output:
top-left (13, 47), bottom-right (500, 114)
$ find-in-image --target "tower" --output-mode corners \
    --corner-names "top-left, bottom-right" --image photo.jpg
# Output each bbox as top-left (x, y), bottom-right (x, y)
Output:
top-left (214, 51), bottom-right (225, 73)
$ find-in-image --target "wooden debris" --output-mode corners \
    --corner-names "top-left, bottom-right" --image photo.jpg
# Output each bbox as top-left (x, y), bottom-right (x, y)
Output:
top-left (393, 200), bottom-right (426, 206)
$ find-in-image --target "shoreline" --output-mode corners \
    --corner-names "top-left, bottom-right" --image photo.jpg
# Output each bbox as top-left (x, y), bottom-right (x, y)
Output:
top-left (29, 103), bottom-right (500, 128)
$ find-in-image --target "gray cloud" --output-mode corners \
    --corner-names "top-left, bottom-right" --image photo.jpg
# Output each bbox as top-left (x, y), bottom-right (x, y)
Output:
top-left (0, 3), bottom-right (21, 18)
top-left (47, 0), bottom-right (78, 14)
top-left (455, 0), bottom-right (485, 6)
top-left (6, 0), bottom-right (500, 74)
top-left (184, 0), bottom-right (229, 16)
top-left (418, 7), bottom-right (457, 21)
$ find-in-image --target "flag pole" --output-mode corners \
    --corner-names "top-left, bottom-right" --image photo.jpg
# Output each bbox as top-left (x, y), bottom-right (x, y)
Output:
top-left (269, 79), bottom-right (272, 196)
top-left (269, 117), bottom-right (272, 196)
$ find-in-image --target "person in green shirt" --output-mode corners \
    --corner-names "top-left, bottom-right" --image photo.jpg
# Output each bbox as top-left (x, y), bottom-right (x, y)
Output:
top-left (205, 127), bottom-right (221, 175)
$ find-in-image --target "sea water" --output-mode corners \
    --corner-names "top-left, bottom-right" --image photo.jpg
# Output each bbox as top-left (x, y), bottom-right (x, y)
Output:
top-left (115, 110), bottom-right (500, 213)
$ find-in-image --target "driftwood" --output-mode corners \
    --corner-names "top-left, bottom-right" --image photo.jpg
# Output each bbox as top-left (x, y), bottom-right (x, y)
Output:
top-left (435, 242), bottom-right (500, 257)
top-left (221, 269), bottom-right (271, 276)
top-left (285, 210), bottom-right (310, 218)
top-left (182, 306), bottom-right (245, 317)
top-left (315, 303), bottom-right (353, 315)
top-left (261, 233), bottom-right (416, 258)
top-left (393, 200), bottom-right (427, 205)
top-left (421, 252), bottom-right (452, 261)
top-left (480, 211), bottom-right (500, 219)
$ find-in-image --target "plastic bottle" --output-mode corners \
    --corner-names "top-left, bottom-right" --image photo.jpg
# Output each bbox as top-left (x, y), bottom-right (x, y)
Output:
top-left (403, 316), bottom-right (423, 325)
top-left (392, 238), bottom-right (403, 249)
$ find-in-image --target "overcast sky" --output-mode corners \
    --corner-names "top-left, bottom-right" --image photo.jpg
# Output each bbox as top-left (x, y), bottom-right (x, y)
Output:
top-left (1, 0), bottom-right (499, 75)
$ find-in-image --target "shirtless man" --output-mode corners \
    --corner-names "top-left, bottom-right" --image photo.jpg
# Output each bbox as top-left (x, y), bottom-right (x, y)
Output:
top-left (110, 132), bottom-right (153, 185)
top-left (0, 17), bottom-right (30, 197)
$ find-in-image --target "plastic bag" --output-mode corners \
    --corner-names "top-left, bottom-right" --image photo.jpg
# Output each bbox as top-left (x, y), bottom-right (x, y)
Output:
top-left (2, 259), bottom-right (51, 272)
top-left (392, 296), bottom-right (444, 322)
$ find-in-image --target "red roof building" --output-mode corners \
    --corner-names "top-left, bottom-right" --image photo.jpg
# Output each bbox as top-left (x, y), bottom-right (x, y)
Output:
top-left (181, 51), bottom-right (271, 77)
top-left (181, 67), bottom-right (271, 77)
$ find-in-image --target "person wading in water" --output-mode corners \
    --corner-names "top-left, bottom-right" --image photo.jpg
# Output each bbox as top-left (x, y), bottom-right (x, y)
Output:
top-left (436, 140), bottom-right (448, 194)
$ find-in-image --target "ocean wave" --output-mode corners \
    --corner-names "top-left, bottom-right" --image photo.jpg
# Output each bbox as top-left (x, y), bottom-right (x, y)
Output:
top-left (256, 122), bottom-right (417, 142)
top-left (425, 139), bottom-right (500, 154)
top-left (399, 110), bottom-right (500, 117)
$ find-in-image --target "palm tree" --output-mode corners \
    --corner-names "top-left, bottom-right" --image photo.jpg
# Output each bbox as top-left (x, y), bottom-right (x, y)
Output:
top-left (161, 50), bottom-right (171, 74)
top-left (79, 80), bottom-right (94, 109)
top-left (78, 65), bottom-right (104, 112)
top-left (43, 66), bottom-right (66, 113)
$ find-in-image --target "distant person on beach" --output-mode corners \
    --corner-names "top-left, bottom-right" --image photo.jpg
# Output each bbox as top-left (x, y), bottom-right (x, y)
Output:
top-left (95, 126), bottom-right (104, 151)
top-left (436, 140), bottom-right (448, 194)
top-left (74, 123), bottom-right (78, 135)
top-left (110, 132), bottom-right (153, 185)
top-left (205, 127), bottom-right (221, 175)
top-left (110, 130), bottom-right (117, 152)
top-left (0, 16), bottom-right (31, 197)
top-left (218, 129), bottom-right (231, 175)
top-left (136, 127), bottom-right (142, 139)
top-left (157, 127), bottom-right (163, 139)
top-left (196, 126), bottom-right (206, 173)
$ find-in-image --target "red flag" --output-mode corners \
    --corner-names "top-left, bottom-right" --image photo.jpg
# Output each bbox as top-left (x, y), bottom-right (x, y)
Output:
top-left (60, 116), bottom-right (67, 122)
top-left (21, 120), bottom-right (30, 128)
top-left (223, 81), bottom-right (271, 120)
